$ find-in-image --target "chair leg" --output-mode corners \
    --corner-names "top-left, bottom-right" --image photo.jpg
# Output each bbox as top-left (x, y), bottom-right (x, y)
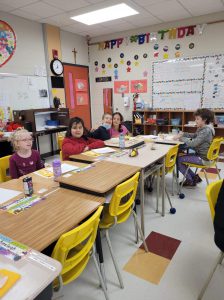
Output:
top-left (132, 210), bottom-right (148, 252)
top-left (171, 170), bottom-right (175, 196)
top-left (198, 252), bottom-right (224, 300)
top-left (173, 170), bottom-right (180, 195)
top-left (105, 230), bottom-right (124, 289)
top-left (165, 185), bottom-right (173, 209)
top-left (53, 275), bottom-right (63, 293)
top-left (133, 203), bottom-right (139, 244)
top-left (179, 166), bottom-right (190, 193)
top-left (215, 163), bottom-right (221, 179)
top-left (92, 245), bottom-right (110, 300)
top-left (203, 170), bottom-right (209, 185)
top-left (156, 169), bottom-right (160, 213)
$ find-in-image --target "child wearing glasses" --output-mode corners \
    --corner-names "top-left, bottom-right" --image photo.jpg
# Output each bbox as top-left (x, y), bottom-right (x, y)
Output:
top-left (9, 128), bottom-right (44, 179)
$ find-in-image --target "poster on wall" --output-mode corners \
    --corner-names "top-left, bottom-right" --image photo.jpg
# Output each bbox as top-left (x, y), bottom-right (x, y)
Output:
top-left (0, 20), bottom-right (17, 67)
top-left (76, 92), bottom-right (88, 105)
top-left (131, 80), bottom-right (147, 93)
top-left (75, 79), bottom-right (88, 91)
top-left (114, 81), bottom-right (129, 94)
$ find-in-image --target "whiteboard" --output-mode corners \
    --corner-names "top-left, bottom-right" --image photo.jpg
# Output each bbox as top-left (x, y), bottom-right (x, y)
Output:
top-left (202, 55), bottom-right (224, 108)
top-left (0, 74), bottom-right (50, 114)
top-left (153, 93), bottom-right (201, 110)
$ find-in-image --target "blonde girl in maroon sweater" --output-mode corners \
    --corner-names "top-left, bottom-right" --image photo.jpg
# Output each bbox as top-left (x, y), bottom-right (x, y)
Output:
top-left (62, 117), bottom-right (104, 160)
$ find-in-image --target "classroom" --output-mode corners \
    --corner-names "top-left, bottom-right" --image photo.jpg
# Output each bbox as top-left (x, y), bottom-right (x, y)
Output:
top-left (0, 1), bottom-right (224, 299)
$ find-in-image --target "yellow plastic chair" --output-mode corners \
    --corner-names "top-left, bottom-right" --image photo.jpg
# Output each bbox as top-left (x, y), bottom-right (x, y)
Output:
top-left (51, 206), bottom-right (109, 300)
top-left (198, 180), bottom-right (224, 300)
top-left (99, 172), bottom-right (148, 288)
top-left (157, 145), bottom-right (179, 214)
top-left (180, 137), bottom-right (223, 193)
top-left (0, 155), bottom-right (11, 182)
top-left (59, 150), bottom-right (63, 161)
top-left (57, 135), bottom-right (64, 150)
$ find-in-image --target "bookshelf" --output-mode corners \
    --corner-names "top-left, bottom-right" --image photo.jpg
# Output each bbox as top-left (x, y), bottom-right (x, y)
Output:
top-left (132, 110), bottom-right (224, 138)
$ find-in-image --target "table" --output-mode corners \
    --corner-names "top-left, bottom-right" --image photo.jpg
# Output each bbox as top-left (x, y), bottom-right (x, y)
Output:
top-left (0, 245), bottom-right (61, 300)
top-left (104, 137), bottom-right (145, 149)
top-left (57, 160), bottom-right (141, 195)
top-left (106, 143), bottom-right (173, 234)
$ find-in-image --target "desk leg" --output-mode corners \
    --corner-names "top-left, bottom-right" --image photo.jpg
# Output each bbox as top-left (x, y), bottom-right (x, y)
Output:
top-left (50, 133), bottom-right (54, 156)
top-left (162, 156), bottom-right (165, 217)
top-left (140, 169), bottom-right (145, 236)
top-left (96, 230), bottom-right (106, 287)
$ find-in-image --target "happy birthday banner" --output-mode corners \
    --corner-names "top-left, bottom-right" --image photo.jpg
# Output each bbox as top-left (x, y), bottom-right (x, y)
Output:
top-left (97, 24), bottom-right (206, 50)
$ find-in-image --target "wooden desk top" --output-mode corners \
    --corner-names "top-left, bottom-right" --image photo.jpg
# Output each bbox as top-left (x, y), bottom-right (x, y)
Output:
top-left (0, 187), bottom-right (104, 251)
top-left (70, 152), bottom-right (98, 163)
top-left (104, 137), bottom-right (145, 149)
top-left (57, 160), bottom-right (141, 195)
top-left (106, 143), bottom-right (173, 169)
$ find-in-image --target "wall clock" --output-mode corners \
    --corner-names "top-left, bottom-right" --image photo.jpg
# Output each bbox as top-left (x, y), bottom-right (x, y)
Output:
top-left (50, 59), bottom-right (63, 76)
top-left (0, 20), bottom-right (16, 67)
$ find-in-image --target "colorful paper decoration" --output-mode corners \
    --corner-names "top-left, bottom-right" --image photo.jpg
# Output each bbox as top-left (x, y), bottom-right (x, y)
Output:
top-left (154, 44), bottom-right (159, 50)
top-left (154, 52), bottom-right (159, 58)
top-left (175, 51), bottom-right (181, 58)
top-left (108, 57), bottom-right (111, 62)
top-left (163, 53), bottom-right (169, 59)
top-left (114, 81), bottom-right (129, 94)
top-left (75, 79), bottom-right (87, 91)
top-left (131, 80), bottom-right (147, 93)
top-left (143, 71), bottom-right (148, 77)
top-left (0, 20), bottom-right (16, 67)
top-left (94, 61), bottom-right (98, 66)
top-left (127, 60), bottom-right (131, 66)
top-left (97, 24), bottom-right (203, 50)
top-left (108, 64), bottom-right (112, 68)
top-left (114, 69), bottom-right (118, 80)
top-left (95, 76), bottom-right (112, 82)
top-left (120, 53), bottom-right (124, 58)
top-left (143, 53), bottom-right (148, 58)
top-left (76, 92), bottom-right (88, 105)
top-left (95, 67), bottom-right (99, 72)
top-left (134, 55), bottom-right (139, 60)
top-left (120, 59), bottom-right (124, 64)
top-left (189, 43), bottom-right (194, 49)
top-left (175, 44), bottom-right (180, 50)
top-left (163, 46), bottom-right (168, 52)
top-left (114, 63), bottom-right (118, 68)
top-left (102, 70), bottom-right (106, 75)
top-left (127, 67), bottom-right (131, 72)
top-left (102, 64), bottom-right (105, 68)
top-left (134, 61), bottom-right (139, 66)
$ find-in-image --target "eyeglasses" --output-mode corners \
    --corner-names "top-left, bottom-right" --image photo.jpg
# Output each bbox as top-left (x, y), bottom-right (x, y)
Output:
top-left (19, 138), bottom-right (33, 142)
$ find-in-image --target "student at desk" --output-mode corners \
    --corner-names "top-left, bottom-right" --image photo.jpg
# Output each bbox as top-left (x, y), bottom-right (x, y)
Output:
top-left (88, 113), bottom-right (112, 141)
top-left (9, 128), bottom-right (44, 179)
top-left (174, 108), bottom-right (215, 187)
top-left (109, 112), bottom-right (129, 137)
top-left (62, 117), bottom-right (105, 160)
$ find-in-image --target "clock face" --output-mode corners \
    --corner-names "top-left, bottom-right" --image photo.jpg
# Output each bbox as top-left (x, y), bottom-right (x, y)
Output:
top-left (50, 59), bottom-right (63, 76)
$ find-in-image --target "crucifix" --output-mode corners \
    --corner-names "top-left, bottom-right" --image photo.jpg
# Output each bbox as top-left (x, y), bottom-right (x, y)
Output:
top-left (72, 48), bottom-right (77, 64)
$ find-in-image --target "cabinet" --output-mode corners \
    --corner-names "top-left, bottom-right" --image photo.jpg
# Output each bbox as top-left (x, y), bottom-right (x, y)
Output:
top-left (132, 110), bottom-right (224, 138)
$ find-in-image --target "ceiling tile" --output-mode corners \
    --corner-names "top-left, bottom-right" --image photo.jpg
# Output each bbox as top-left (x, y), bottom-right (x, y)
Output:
top-left (0, 3), bottom-right (15, 12)
top-left (20, 2), bottom-right (62, 18)
top-left (145, 0), bottom-right (192, 22)
top-left (127, 13), bottom-right (161, 26)
top-left (0, 0), bottom-right (38, 9)
top-left (42, 0), bottom-right (90, 11)
top-left (10, 8), bottom-right (41, 20)
top-left (132, 0), bottom-right (171, 6)
top-left (41, 13), bottom-right (75, 27)
top-left (178, 0), bottom-right (224, 16)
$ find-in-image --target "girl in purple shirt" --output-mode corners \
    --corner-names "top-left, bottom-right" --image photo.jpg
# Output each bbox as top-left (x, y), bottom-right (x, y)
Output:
top-left (9, 128), bottom-right (43, 179)
top-left (109, 112), bottom-right (129, 137)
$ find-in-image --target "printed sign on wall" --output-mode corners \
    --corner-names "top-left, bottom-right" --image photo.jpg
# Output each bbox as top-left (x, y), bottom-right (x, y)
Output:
top-left (114, 81), bottom-right (129, 94)
top-left (131, 79), bottom-right (147, 93)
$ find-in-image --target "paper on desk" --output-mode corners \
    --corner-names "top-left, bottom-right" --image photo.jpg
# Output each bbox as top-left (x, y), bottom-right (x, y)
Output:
top-left (35, 163), bottom-right (79, 178)
top-left (0, 188), bottom-right (22, 205)
top-left (92, 147), bottom-right (117, 154)
top-left (141, 135), bottom-right (158, 139)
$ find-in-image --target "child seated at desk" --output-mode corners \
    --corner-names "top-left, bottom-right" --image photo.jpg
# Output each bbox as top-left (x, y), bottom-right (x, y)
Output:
top-left (9, 128), bottom-right (44, 179)
top-left (62, 117), bottom-right (105, 160)
top-left (110, 112), bottom-right (129, 137)
top-left (88, 113), bottom-right (112, 141)
top-left (174, 108), bottom-right (215, 187)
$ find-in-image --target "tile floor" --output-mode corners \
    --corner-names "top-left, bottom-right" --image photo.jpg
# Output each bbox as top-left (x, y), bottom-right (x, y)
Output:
top-left (47, 156), bottom-right (224, 300)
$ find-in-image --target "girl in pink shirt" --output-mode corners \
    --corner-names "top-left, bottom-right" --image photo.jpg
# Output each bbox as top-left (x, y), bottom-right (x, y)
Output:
top-left (9, 128), bottom-right (43, 179)
top-left (109, 112), bottom-right (129, 137)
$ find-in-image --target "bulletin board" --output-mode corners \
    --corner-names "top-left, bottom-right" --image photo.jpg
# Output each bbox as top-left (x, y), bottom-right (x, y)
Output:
top-left (0, 74), bottom-right (50, 120)
top-left (152, 54), bottom-right (224, 110)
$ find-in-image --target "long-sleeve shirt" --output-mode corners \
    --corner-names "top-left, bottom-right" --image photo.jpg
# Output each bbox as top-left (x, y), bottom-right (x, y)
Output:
top-left (62, 136), bottom-right (105, 160)
top-left (109, 125), bottom-right (129, 138)
top-left (180, 125), bottom-right (215, 160)
top-left (88, 126), bottom-right (110, 141)
top-left (9, 150), bottom-right (43, 179)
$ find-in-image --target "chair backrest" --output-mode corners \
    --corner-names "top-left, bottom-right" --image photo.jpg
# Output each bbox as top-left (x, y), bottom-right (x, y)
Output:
top-left (207, 138), bottom-right (223, 161)
top-left (0, 155), bottom-right (11, 182)
top-left (206, 180), bottom-right (223, 221)
top-left (57, 135), bottom-right (64, 150)
top-left (51, 206), bottom-right (103, 283)
top-left (109, 172), bottom-right (140, 219)
top-left (165, 145), bottom-right (179, 173)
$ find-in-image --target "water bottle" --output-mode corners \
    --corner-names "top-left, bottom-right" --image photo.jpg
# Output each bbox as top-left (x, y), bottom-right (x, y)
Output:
top-left (119, 133), bottom-right (125, 149)
top-left (52, 159), bottom-right (62, 179)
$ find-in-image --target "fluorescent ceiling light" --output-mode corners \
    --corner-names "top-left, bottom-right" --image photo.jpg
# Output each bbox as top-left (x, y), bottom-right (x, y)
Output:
top-left (71, 3), bottom-right (139, 25)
